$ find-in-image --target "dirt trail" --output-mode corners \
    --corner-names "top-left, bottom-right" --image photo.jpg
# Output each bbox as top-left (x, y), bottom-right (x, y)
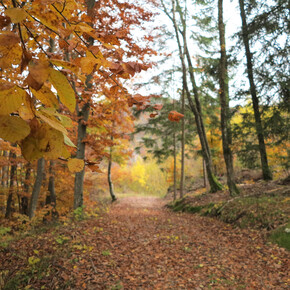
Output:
top-left (1, 196), bottom-right (289, 289)
top-left (83, 196), bottom-right (289, 289)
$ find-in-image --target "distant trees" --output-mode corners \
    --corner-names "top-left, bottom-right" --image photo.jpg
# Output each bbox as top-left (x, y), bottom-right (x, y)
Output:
top-left (135, 0), bottom-right (289, 200)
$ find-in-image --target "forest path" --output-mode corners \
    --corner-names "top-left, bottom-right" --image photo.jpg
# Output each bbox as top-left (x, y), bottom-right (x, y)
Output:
top-left (81, 196), bottom-right (289, 289)
top-left (1, 196), bottom-right (289, 289)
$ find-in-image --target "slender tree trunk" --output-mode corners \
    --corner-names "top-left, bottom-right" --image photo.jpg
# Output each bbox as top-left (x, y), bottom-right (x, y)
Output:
top-left (218, 0), bottom-right (239, 196)
top-left (180, 85), bottom-right (185, 198)
top-left (46, 161), bottom-right (58, 219)
top-left (108, 146), bottom-right (117, 202)
top-left (173, 121), bottom-right (177, 201)
top-left (74, 102), bottom-right (90, 209)
top-left (1, 151), bottom-right (9, 188)
top-left (238, 0), bottom-right (272, 180)
top-left (203, 158), bottom-right (207, 188)
top-left (28, 158), bottom-right (45, 219)
top-left (20, 163), bottom-right (31, 215)
top-left (166, 0), bottom-right (222, 192)
top-left (0, 151), bottom-right (8, 214)
top-left (5, 149), bottom-right (17, 218)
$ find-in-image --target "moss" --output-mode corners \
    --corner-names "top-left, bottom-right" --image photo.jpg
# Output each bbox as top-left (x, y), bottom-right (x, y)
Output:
top-left (269, 223), bottom-right (290, 251)
top-left (184, 205), bottom-right (204, 213)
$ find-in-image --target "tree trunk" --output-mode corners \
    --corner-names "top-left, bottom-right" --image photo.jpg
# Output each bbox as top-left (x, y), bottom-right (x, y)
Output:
top-left (218, 0), bottom-right (239, 196)
top-left (0, 151), bottom-right (8, 214)
top-left (173, 121), bottom-right (177, 201)
top-left (108, 146), bottom-right (117, 202)
top-left (28, 157), bottom-right (45, 219)
top-left (180, 85), bottom-right (185, 198)
top-left (20, 163), bottom-right (31, 215)
top-left (73, 0), bottom-right (94, 209)
top-left (46, 160), bottom-right (58, 219)
top-left (238, 0), bottom-right (272, 180)
top-left (203, 158), bottom-right (207, 188)
top-left (5, 149), bottom-right (17, 218)
top-left (74, 102), bottom-right (90, 209)
top-left (168, 0), bottom-right (222, 192)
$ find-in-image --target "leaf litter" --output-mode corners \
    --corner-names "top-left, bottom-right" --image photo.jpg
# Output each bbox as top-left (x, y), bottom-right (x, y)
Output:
top-left (0, 196), bottom-right (289, 289)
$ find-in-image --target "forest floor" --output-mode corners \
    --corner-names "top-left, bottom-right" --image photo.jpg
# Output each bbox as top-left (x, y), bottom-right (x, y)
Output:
top-left (1, 195), bottom-right (290, 289)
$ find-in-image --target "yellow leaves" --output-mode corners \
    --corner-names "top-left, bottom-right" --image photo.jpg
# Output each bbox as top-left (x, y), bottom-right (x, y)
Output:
top-left (0, 86), bottom-right (26, 115)
top-left (48, 68), bottom-right (76, 112)
top-left (5, 8), bottom-right (27, 23)
top-left (0, 116), bottom-right (30, 143)
top-left (0, 40), bottom-right (22, 69)
top-left (29, 6), bottom-right (60, 34)
top-left (50, 59), bottom-right (86, 82)
top-left (80, 51), bottom-right (101, 75)
top-left (21, 123), bottom-right (64, 161)
top-left (35, 108), bottom-right (67, 135)
top-left (31, 86), bottom-right (58, 108)
top-left (28, 256), bottom-right (40, 265)
top-left (68, 158), bottom-right (85, 173)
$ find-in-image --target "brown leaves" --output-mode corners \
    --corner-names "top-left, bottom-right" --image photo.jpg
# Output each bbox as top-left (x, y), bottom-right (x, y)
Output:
top-left (0, 31), bottom-right (19, 46)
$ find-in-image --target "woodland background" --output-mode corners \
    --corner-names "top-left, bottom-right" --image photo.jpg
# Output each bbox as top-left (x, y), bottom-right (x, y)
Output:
top-left (0, 0), bottom-right (289, 273)
top-left (0, 0), bottom-right (289, 288)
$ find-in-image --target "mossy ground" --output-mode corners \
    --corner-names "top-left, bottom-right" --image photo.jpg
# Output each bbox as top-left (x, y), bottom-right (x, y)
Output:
top-left (168, 181), bottom-right (290, 250)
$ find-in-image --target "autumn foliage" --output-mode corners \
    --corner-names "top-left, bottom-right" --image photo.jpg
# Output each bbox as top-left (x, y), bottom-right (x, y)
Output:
top-left (0, 0), bottom-right (157, 220)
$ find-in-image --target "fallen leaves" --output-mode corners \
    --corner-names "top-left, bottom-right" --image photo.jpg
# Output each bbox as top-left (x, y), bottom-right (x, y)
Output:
top-left (0, 197), bottom-right (289, 289)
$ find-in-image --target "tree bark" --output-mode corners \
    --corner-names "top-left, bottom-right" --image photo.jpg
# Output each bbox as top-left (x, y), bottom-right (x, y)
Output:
top-left (46, 160), bottom-right (58, 219)
top-left (108, 145), bottom-right (117, 202)
top-left (73, 0), bottom-right (95, 209)
top-left (20, 163), bottom-right (31, 215)
top-left (173, 119), bottom-right (177, 201)
top-left (165, 0), bottom-right (222, 192)
top-left (180, 85), bottom-right (185, 198)
top-left (28, 157), bottom-right (45, 219)
top-left (5, 149), bottom-right (17, 218)
top-left (0, 150), bottom-right (8, 214)
top-left (218, 0), bottom-right (239, 196)
top-left (74, 102), bottom-right (90, 209)
top-left (238, 0), bottom-right (272, 180)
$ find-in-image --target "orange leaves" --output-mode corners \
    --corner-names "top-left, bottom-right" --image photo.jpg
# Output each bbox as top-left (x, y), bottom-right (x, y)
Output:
top-left (27, 60), bottom-right (50, 90)
top-left (154, 104), bottom-right (163, 111)
top-left (0, 0), bottom-right (156, 164)
top-left (168, 111), bottom-right (184, 122)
